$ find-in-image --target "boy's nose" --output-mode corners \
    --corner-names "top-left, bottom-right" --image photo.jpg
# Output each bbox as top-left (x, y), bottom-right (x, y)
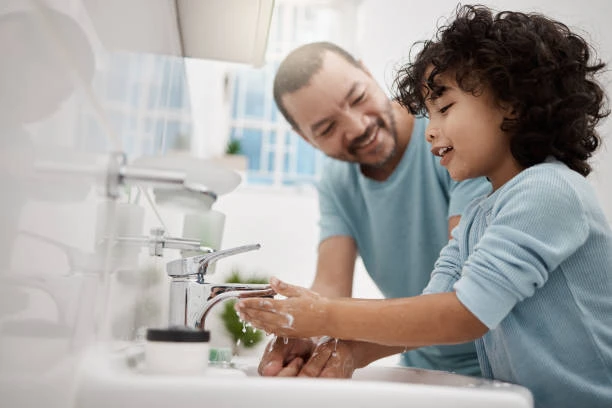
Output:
top-left (425, 122), bottom-right (438, 143)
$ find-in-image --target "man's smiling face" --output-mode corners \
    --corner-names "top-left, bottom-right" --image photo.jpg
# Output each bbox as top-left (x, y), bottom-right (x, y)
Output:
top-left (283, 51), bottom-right (398, 168)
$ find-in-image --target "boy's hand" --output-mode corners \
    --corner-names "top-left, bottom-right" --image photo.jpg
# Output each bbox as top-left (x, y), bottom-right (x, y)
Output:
top-left (236, 277), bottom-right (330, 338)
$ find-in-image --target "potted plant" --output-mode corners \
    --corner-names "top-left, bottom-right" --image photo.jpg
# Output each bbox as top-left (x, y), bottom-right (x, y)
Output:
top-left (225, 139), bottom-right (242, 155)
top-left (212, 138), bottom-right (248, 171)
top-left (219, 269), bottom-right (268, 355)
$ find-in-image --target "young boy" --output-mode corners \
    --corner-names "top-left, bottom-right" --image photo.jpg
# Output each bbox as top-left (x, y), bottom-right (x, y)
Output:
top-left (236, 5), bottom-right (612, 407)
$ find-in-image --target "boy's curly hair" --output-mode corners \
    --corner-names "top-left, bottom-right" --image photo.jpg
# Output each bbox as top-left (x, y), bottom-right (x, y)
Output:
top-left (394, 4), bottom-right (609, 176)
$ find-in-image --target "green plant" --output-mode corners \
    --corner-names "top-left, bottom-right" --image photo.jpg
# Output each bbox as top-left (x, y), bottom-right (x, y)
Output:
top-left (225, 139), bottom-right (242, 155)
top-left (220, 269), bottom-right (268, 350)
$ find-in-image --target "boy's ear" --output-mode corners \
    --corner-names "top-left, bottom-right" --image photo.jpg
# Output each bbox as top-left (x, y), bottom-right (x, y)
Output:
top-left (501, 102), bottom-right (519, 119)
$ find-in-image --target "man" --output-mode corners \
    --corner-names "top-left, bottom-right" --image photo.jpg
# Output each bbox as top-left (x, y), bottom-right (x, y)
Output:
top-left (260, 42), bottom-right (490, 378)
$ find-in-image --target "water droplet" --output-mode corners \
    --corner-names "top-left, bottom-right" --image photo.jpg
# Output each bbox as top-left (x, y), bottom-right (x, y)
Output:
top-left (283, 337), bottom-right (289, 345)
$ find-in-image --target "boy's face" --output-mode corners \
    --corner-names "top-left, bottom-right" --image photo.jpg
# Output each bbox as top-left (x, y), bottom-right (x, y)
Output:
top-left (282, 51), bottom-right (397, 168)
top-left (422, 70), bottom-right (519, 190)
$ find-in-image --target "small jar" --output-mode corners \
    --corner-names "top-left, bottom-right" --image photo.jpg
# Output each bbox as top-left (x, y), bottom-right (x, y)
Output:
top-left (145, 327), bottom-right (210, 375)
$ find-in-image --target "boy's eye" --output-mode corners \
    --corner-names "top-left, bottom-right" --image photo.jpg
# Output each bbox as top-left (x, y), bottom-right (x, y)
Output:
top-left (439, 103), bottom-right (454, 114)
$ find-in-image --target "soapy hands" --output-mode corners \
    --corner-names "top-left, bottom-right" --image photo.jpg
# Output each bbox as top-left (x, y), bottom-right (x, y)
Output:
top-left (238, 277), bottom-right (358, 378)
top-left (235, 277), bottom-right (330, 338)
top-left (258, 336), bottom-right (357, 378)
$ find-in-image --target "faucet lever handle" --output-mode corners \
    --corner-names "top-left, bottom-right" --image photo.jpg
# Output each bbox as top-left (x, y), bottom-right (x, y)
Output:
top-left (166, 243), bottom-right (261, 277)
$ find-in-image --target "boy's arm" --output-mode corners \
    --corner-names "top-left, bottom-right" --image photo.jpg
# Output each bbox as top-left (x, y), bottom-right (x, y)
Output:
top-left (238, 279), bottom-right (488, 348)
top-left (325, 292), bottom-right (488, 347)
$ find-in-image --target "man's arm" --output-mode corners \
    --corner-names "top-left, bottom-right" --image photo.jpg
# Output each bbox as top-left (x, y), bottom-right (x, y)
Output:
top-left (310, 236), bottom-right (357, 297)
top-left (349, 341), bottom-right (406, 369)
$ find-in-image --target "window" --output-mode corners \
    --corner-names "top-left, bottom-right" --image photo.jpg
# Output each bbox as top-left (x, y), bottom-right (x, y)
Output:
top-left (227, 0), bottom-right (358, 187)
top-left (77, 52), bottom-right (193, 157)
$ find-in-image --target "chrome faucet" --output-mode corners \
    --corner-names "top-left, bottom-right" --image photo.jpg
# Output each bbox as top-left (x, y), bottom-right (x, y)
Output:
top-left (165, 244), bottom-right (275, 329)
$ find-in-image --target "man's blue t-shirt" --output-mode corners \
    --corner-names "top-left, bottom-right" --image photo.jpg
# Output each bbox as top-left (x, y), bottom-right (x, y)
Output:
top-left (317, 116), bottom-right (491, 375)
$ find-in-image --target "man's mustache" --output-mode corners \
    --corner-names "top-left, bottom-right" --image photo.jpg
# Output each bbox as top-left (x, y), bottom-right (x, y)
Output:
top-left (348, 118), bottom-right (385, 154)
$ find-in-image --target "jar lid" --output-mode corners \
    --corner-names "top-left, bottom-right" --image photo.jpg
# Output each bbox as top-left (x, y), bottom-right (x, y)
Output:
top-left (146, 326), bottom-right (210, 342)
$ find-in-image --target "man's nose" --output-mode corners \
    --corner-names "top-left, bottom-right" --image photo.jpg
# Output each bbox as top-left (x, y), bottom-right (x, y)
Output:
top-left (343, 111), bottom-right (369, 141)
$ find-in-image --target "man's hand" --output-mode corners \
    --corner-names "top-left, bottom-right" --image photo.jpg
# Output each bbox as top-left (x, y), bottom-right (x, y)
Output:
top-left (258, 337), bottom-right (314, 376)
top-left (298, 337), bottom-right (357, 378)
top-left (258, 336), bottom-right (357, 378)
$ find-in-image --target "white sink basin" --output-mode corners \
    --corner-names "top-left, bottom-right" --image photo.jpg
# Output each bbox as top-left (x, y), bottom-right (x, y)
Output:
top-left (75, 346), bottom-right (533, 408)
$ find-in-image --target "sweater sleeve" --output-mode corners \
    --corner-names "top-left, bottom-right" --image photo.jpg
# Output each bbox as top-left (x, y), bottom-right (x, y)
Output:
top-left (454, 172), bottom-right (590, 329)
top-left (447, 177), bottom-right (491, 218)
top-left (423, 227), bottom-right (464, 294)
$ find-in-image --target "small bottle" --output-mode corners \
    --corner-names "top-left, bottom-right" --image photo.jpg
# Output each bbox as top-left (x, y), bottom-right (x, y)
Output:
top-left (145, 327), bottom-right (210, 375)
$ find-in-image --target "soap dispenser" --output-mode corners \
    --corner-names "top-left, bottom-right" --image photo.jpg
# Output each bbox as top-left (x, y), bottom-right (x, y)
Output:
top-left (145, 326), bottom-right (210, 375)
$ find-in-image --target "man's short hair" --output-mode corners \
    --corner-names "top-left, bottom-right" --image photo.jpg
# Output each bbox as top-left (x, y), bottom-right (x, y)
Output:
top-left (273, 42), bottom-right (361, 131)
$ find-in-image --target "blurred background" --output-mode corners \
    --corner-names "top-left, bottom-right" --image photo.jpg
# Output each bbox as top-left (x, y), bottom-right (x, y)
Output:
top-left (0, 1), bottom-right (610, 407)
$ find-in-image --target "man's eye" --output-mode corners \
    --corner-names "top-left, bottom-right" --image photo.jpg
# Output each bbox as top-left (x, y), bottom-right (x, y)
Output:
top-left (351, 93), bottom-right (366, 106)
top-left (319, 123), bottom-right (335, 137)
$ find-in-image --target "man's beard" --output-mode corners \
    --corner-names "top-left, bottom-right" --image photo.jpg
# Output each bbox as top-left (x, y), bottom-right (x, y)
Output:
top-left (359, 101), bottom-right (398, 169)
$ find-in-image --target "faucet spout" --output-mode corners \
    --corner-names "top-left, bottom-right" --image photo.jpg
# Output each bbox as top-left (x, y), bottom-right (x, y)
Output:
top-left (165, 243), bottom-right (274, 330)
top-left (196, 283), bottom-right (275, 329)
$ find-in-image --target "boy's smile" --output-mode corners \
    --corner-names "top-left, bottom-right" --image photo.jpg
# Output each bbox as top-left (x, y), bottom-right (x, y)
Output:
top-left (423, 70), bottom-right (523, 190)
top-left (432, 145), bottom-right (454, 166)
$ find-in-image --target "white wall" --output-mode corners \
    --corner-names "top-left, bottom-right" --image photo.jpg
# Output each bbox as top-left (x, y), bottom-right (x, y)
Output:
top-left (204, 183), bottom-right (382, 352)
top-left (356, 0), bottom-right (612, 222)
top-left (212, 183), bottom-right (382, 299)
